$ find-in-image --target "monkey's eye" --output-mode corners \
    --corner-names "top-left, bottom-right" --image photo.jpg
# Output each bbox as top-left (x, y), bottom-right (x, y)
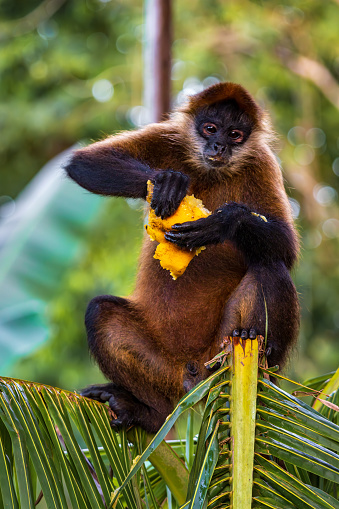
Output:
top-left (202, 123), bottom-right (217, 135)
top-left (228, 130), bottom-right (244, 142)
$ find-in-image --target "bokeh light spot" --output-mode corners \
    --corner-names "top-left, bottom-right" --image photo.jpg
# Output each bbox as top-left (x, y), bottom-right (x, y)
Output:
top-left (289, 197), bottom-right (300, 219)
top-left (322, 218), bottom-right (339, 238)
top-left (37, 20), bottom-right (59, 40)
top-left (294, 144), bottom-right (315, 165)
top-left (305, 127), bottom-right (326, 148)
top-left (287, 126), bottom-right (305, 146)
top-left (305, 230), bottom-right (322, 249)
top-left (332, 157), bottom-right (339, 176)
top-left (202, 76), bottom-right (220, 88)
top-left (176, 77), bottom-right (203, 105)
top-left (313, 184), bottom-right (337, 206)
top-left (92, 79), bottom-right (114, 102)
top-left (171, 60), bottom-right (186, 81)
top-left (128, 106), bottom-right (150, 127)
top-left (116, 34), bottom-right (134, 54)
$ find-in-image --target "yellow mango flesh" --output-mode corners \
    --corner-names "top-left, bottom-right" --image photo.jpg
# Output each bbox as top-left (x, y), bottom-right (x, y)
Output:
top-left (145, 180), bottom-right (211, 280)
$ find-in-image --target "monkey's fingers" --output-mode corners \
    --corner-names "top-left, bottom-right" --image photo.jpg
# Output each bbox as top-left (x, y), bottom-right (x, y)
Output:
top-left (165, 220), bottom-right (204, 246)
top-left (151, 170), bottom-right (189, 218)
top-left (165, 226), bottom-right (219, 248)
top-left (165, 232), bottom-right (204, 249)
top-left (165, 215), bottom-right (223, 248)
top-left (170, 218), bottom-right (206, 231)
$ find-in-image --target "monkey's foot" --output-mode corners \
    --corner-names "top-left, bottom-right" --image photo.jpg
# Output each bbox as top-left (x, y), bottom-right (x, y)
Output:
top-left (81, 383), bottom-right (143, 429)
top-left (232, 328), bottom-right (257, 340)
top-left (205, 329), bottom-right (258, 371)
top-left (80, 383), bottom-right (169, 433)
top-left (80, 383), bottom-right (119, 419)
top-left (265, 340), bottom-right (275, 357)
top-left (81, 383), bottom-right (116, 404)
top-left (264, 339), bottom-right (282, 370)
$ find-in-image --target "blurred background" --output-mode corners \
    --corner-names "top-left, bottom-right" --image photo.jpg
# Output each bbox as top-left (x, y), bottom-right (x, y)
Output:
top-left (0, 0), bottom-right (339, 392)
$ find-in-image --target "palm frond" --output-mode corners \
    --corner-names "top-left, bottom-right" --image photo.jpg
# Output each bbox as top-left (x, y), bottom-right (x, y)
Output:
top-left (0, 377), bottom-right (156, 508)
top-left (1, 343), bottom-right (339, 509)
top-left (254, 375), bottom-right (339, 508)
top-left (307, 367), bottom-right (339, 417)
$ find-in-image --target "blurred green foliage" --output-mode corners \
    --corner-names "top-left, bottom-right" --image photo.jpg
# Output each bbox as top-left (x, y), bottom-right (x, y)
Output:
top-left (1, 0), bottom-right (339, 389)
top-left (13, 198), bottom-right (145, 390)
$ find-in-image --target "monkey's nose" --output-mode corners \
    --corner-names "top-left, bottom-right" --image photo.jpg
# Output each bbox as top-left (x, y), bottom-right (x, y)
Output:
top-left (213, 142), bottom-right (225, 155)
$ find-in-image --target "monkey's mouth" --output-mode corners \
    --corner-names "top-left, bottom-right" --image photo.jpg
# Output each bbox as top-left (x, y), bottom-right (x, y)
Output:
top-left (205, 155), bottom-right (227, 168)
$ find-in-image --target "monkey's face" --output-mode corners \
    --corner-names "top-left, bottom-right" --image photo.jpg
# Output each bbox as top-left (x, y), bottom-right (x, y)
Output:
top-left (194, 99), bottom-right (254, 172)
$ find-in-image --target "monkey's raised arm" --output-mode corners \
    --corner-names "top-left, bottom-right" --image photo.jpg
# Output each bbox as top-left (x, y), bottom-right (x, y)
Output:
top-left (64, 122), bottom-right (189, 215)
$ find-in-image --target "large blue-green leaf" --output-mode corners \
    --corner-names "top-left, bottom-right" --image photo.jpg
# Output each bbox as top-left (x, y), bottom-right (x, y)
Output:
top-left (0, 148), bottom-right (104, 370)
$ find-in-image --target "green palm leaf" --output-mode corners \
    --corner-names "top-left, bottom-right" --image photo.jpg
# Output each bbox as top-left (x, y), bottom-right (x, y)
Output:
top-left (0, 378), bottom-right (152, 508)
top-left (1, 345), bottom-right (339, 508)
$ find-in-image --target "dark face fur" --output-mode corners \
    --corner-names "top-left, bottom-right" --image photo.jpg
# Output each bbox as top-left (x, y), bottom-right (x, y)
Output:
top-left (194, 99), bottom-right (253, 169)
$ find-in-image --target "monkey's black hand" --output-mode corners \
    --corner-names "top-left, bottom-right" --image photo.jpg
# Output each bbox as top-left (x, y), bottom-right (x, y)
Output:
top-left (165, 202), bottom-right (268, 250)
top-left (165, 214), bottom-right (223, 248)
top-left (164, 203), bottom-right (246, 248)
top-left (151, 170), bottom-right (189, 219)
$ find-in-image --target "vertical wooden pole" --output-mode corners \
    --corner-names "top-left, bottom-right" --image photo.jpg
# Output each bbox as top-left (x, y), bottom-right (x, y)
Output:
top-left (144, 0), bottom-right (172, 122)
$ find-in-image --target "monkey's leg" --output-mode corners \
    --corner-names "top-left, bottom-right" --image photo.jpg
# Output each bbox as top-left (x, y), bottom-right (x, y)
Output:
top-left (83, 295), bottom-right (179, 433)
top-left (222, 262), bottom-right (299, 368)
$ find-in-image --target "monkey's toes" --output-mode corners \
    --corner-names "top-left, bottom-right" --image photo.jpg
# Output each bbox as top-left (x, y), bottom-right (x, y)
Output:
top-left (232, 328), bottom-right (257, 340)
top-left (80, 385), bottom-right (113, 403)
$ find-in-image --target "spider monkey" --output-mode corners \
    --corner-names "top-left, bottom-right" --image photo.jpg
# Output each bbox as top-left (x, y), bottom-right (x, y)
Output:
top-left (65, 82), bottom-right (299, 433)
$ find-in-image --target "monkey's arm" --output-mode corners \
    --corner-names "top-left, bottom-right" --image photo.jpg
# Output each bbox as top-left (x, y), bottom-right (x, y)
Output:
top-left (165, 202), bottom-right (298, 269)
top-left (64, 123), bottom-right (189, 217)
top-left (66, 144), bottom-right (156, 198)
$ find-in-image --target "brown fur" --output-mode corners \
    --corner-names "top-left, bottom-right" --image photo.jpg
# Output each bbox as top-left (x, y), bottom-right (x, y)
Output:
top-left (68, 82), bottom-right (300, 431)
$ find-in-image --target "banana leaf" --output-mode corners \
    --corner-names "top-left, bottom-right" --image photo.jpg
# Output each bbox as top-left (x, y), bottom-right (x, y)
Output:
top-left (0, 148), bottom-right (104, 371)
